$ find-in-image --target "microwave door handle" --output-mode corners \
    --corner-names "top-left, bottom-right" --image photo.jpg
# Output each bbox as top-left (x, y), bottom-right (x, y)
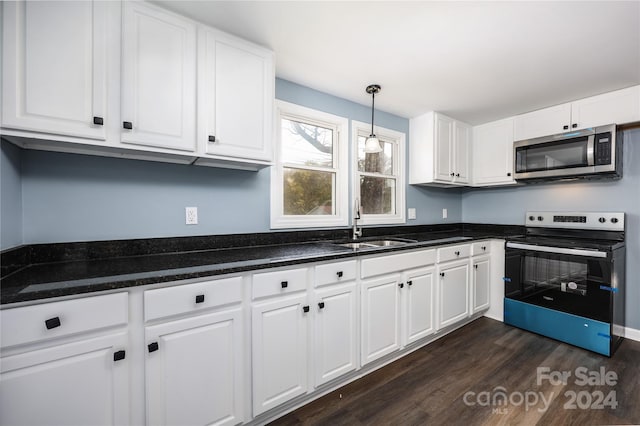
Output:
top-left (586, 134), bottom-right (595, 166)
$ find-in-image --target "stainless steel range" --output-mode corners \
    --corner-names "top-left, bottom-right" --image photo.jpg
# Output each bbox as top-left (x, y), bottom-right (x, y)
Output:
top-left (504, 211), bottom-right (626, 356)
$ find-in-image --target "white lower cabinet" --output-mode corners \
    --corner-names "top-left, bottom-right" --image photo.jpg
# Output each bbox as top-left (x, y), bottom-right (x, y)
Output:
top-left (313, 282), bottom-right (357, 386)
top-left (403, 266), bottom-right (436, 345)
top-left (145, 308), bottom-right (244, 426)
top-left (472, 255), bottom-right (491, 314)
top-left (251, 293), bottom-right (309, 416)
top-left (361, 274), bottom-right (402, 365)
top-left (437, 259), bottom-right (470, 329)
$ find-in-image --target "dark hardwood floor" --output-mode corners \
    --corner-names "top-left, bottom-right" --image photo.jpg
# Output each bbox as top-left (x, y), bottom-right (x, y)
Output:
top-left (269, 318), bottom-right (640, 425)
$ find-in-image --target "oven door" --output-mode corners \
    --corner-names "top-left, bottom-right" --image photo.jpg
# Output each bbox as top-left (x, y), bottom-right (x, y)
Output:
top-left (504, 243), bottom-right (613, 322)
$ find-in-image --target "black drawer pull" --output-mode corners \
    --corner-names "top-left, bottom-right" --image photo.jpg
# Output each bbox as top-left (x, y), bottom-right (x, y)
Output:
top-left (456, 173), bottom-right (460, 177)
top-left (407, 280), bottom-right (413, 286)
top-left (475, 264), bottom-right (479, 269)
top-left (148, 342), bottom-right (159, 353)
top-left (450, 172), bottom-right (455, 177)
top-left (113, 350), bottom-right (126, 361)
top-left (455, 251), bottom-right (460, 256)
top-left (398, 283), bottom-right (404, 289)
top-left (303, 305), bottom-right (310, 313)
top-left (482, 246), bottom-right (487, 251)
top-left (440, 272), bottom-right (445, 277)
top-left (318, 302), bottom-right (325, 309)
top-left (93, 116), bottom-right (104, 125)
top-left (337, 271), bottom-right (343, 278)
top-left (208, 135), bottom-right (216, 142)
top-left (563, 125), bottom-right (569, 130)
top-left (281, 281), bottom-right (288, 288)
top-left (45, 317), bottom-right (61, 330)
top-left (123, 121), bottom-right (133, 129)
top-left (572, 123), bottom-right (578, 128)
top-left (507, 172), bottom-right (512, 177)
top-left (195, 294), bottom-right (205, 304)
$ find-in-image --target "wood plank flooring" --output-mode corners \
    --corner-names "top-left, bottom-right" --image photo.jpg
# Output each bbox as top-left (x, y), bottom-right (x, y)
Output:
top-left (269, 318), bottom-right (640, 425)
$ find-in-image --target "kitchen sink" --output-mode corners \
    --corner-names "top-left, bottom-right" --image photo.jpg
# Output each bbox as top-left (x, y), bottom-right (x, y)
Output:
top-left (333, 238), bottom-right (417, 249)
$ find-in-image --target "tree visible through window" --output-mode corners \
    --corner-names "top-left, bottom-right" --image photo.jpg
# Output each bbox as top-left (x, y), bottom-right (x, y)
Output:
top-left (357, 136), bottom-right (396, 215)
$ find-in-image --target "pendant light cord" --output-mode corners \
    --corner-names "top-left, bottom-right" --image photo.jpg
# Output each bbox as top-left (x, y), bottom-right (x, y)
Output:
top-left (370, 91), bottom-right (375, 136)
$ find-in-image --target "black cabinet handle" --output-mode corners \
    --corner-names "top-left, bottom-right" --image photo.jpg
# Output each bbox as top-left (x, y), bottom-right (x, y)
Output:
top-left (450, 172), bottom-right (455, 177)
top-left (507, 172), bottom-right (512, 177)
top-left (482, 246), bottom-right (487, 251)
top-left (281, 281), bottom-right (288, 288)
top-left (208, 135), bottom-right (216, 142)
top-left (318, 302), bottom-right (325, 309)
top-left (440, 272), bottom-right (445, 277)
top-left (336, 271), bottom-right (343, 278)
top-left (148, 342), bottom-right (159, 353)
top-left (123, 121), bottom-right (133, 129)
top-left (456, 173), bottom-right (460, 177)
top-left (399, 283), bottom-right (404, 289)
top-left (113, 350), bottom-right (126, 361)
top-left (45, 317), bottom-right (61, 330)
top-left (455, 251), bottom-right (460, 256)
top-left (195, 294), bottom-right (205, 304)
top-left (93, 116), bottom-right (104, 125)
top-left (572, 123), bottom-right (578, 128)
top-left (303, 305), bottom-right (310, 313)
top-left (407, 280), bottom-right (413, 287)
top-left (474, 264), bottom-right (478, 269)
top-left (563, 125), bottom-right (569, 130)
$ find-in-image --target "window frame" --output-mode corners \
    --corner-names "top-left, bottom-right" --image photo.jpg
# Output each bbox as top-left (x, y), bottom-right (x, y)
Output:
top-left (351, 120), bottom-right (406, 226)
top-left (270, 100), bottom-right (349, 229)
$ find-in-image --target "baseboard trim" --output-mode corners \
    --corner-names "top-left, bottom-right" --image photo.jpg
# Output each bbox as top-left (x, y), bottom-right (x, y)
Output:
top-left (625, 326), bottom-right (640, 342)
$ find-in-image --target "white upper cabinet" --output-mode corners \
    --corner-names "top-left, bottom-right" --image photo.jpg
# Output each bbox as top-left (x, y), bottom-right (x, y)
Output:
top-left (1, 1), bottom-right (108, 140)
top-left (197, 27), bottom-right (274, 164)
top-left (514, 85), bottom-right (640, 141)
top-left (410, 111), bottom-right (471, 186)
top-left (120, 1), bottom-right (197, 152)
top-left (472, 117), bottom-right (516, 186)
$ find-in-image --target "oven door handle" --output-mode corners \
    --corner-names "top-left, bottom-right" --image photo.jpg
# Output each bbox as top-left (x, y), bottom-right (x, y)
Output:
top-left (506, 242), bottom-right (607, 258)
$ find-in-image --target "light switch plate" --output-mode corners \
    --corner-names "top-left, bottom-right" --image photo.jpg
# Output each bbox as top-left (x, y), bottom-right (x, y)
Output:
top-left (408, 208), bottom-right (416, 220)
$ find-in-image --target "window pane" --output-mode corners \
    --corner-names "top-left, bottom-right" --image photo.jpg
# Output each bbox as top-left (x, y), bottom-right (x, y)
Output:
top-left (357, 136), bottom-right (393, 174)
top-left (283, 168), bottom-right (334, 215)
top-left (282, 118), bottom-right (333, 167)
top-left (360, 176), bottom-right (396, 215)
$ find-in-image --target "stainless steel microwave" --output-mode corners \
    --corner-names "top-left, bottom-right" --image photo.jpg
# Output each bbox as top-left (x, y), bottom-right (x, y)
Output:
top-left (513, 124), bottom-right (622, 181)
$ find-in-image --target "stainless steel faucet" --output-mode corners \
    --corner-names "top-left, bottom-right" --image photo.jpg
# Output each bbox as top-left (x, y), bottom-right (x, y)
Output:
top-left (352, 198), bottom-right (362, 240)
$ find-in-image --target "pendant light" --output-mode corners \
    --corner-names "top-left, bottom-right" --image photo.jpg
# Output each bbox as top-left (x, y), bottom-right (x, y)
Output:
top-left (364, 84), bottom-right (383, 153)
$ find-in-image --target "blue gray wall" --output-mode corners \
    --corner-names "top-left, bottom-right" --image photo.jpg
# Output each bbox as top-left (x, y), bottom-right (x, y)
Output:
top-left (462, 128), bottom-right (640, 332)
top-left (0, 78), bottom-right (461, 248)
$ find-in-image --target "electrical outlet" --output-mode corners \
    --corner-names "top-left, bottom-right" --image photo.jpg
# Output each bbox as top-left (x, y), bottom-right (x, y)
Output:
top-left (442, 208), bottom-right (448, 219)
top-left (408, 208), bottom-right (417, 220)
top-left (185, 207), bottom-right (198, 225)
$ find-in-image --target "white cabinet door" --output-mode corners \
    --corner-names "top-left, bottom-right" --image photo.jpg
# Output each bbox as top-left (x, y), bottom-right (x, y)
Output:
top-left (514, 103), bottom-right (571, 141)
top-left (437, 260), bottom-right (470, 329)
top-left (361, 275), bottom-right (401, 365)
top-left (404, 267), bottom-right (435, 345)
top-left (472, 118), bottom-right (516, 186)
top-left (199, 28), bottom-right (273, 162)
top-left (1, 1), bottom-right (107, 140)
top-left (121, 2), bottom-right (196, 152)
top-left (0, 332), bottom-right (129, 426)
top-left (252, 294), bottom-right (309, 416)
top-left (453, 121), bottom-right (470, 184)
top-left (145, 309), bottom-right (244, 426)
top-left (434, 113), bottom-right (454, 182)
top-left (314, 282), bottom-right (357, 387)
top-left (472, 256), bottom-right (491, 314)
top-left (570, 86), bottom-right (640, 130)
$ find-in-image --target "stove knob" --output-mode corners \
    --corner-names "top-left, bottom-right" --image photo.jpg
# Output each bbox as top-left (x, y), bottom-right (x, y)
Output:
top-left (599, 217), bottom-right (606, 223)
top-left (611, 217), bottom-right (619, 224)
top-left (537, 216), bottom-right (544, 221)
top-left (528, 215), bottom-right (535, 221)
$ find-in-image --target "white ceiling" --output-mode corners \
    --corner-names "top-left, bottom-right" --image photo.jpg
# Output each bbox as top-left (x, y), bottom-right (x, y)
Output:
top-left (155, 1), bottom-right (640, 125)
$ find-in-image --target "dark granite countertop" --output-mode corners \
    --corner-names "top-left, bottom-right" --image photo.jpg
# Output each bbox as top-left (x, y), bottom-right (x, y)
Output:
top-left (0, 224), bottom-right (524, 306)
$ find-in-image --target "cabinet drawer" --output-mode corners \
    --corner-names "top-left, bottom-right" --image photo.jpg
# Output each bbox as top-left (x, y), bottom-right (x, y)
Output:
top-left (315, 260), bottom-right (357, 287)
top-left (437, 244), bottom-right (471, 263)
top-left (1, 292), bottom-right (128, 349)
top-left (144, 276), bottom-right (242, 322)
top-left (471, 241), bottom-right (491, 256)
top-left (361, 249), bottom-right (436, 279)
top-left (252, 267), bottom-right (308, 299)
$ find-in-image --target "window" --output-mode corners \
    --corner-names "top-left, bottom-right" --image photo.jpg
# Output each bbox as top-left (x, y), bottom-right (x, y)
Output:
top-left (352, 120), bottom-right (406, 225)
top-left (271, 101), bottom-right (349, 228)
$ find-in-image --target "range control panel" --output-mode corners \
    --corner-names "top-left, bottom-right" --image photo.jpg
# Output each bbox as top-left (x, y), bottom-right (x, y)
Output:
top-left (526, 211), bottom-right (624, 231)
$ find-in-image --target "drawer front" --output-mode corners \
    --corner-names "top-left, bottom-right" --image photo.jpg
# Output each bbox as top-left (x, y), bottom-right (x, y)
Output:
top-left (144, 276), bottom-right (242, 322)
top-left (471, 241), bottom-right (491, 256)
top-left (315, 260), bottom-right (357, 287)
top-left (361, 249), bottom-right (436, 279)
top-left (252, 267), bottom-right (308, 299)
top-left (1, 292), bottom-right (128, 349)
top-left (437, 244), bottom-right (471, 263)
